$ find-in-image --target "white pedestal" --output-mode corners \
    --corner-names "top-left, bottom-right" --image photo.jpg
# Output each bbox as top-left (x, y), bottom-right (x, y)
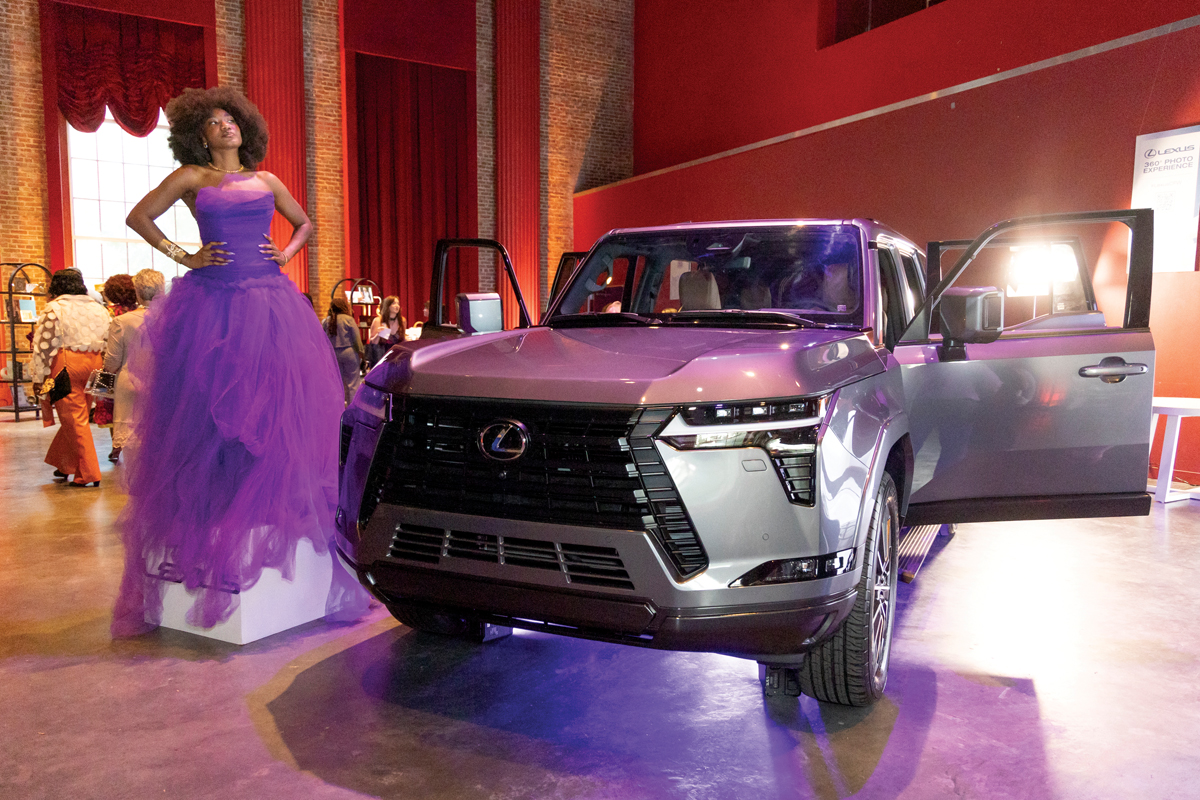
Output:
top-left (152, 539), bottom-right (333, 645)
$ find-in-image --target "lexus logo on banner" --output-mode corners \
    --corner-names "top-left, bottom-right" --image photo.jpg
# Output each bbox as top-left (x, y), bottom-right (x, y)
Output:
top-left (1132, 124), bottom-right (1200, 273)
top-left (478, 420), bottom-right (530, 461)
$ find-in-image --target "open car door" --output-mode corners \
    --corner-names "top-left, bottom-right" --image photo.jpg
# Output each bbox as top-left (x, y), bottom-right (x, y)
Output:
top-left (896, 209), bottom-right (1155, 524)
top-left (419, 238), bottom-right (533, 342)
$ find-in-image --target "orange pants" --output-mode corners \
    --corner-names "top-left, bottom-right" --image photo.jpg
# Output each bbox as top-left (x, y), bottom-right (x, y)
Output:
top-left (43, 349), bottom-right (104, 484)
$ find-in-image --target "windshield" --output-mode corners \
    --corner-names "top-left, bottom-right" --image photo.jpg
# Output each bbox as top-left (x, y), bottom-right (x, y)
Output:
top-left (551, 224), bottom-right (865, 327)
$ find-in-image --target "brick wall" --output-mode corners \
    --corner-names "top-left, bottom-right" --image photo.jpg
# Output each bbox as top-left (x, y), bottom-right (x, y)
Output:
top-left (544, 0), bottom-right (633, 301)
top-left (0, 0), bottom-right (48, 269)
top-left (304, 0), bottom-right (345, 306)
top-left (215, 0), bottom-right (245, 93)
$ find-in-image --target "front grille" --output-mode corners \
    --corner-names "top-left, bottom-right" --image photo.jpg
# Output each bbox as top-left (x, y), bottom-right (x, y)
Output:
top-left (389, 522), bottom-right (636, 590)
top-left (360, 397), bottom-right (708, 578)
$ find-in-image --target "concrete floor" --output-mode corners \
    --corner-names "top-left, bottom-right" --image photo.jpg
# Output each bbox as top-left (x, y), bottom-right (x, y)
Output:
top-left (2, 417), bottom-right (1198, 800)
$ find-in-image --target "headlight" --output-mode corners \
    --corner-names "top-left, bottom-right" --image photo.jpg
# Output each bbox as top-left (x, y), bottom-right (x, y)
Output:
top-left (678, 396), bottom-right (827, 426)
top-left (655, 394), bottom-right (832, 507)
top-left (661, 426), bottom-right (817, 455)
top-left (660, 394), bottom-right (828, 454)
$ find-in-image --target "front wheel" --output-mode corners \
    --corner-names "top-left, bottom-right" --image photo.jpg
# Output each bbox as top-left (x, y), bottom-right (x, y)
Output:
top-left (797, 471), bottom-right (899, 706)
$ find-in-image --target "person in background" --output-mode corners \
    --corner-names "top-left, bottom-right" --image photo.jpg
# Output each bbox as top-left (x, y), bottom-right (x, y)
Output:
top-left (102, 269), bottom-right (165, 463)
top-left (29, 268), bottom-right (112, 487)
top-left (95, 273), bottom-right (139, 460)
top-left (325, 296), bottom-right (364, 403)
top-left (365, 295), bottom-right (405, 369)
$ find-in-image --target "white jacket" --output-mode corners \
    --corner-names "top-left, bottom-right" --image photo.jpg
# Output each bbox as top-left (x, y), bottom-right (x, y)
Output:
top-left (28, 294), bottom-right (111, 383)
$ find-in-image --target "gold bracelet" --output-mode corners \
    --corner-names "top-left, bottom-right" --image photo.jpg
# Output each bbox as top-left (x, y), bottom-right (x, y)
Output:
top-left (158, 239), bottom-right (188, 264)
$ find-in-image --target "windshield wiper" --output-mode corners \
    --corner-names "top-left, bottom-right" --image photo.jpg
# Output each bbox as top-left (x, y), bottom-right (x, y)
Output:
top-left (547, 312), bottom-right (660, 328)
top-left (665, 310), bottom-right (823, 328)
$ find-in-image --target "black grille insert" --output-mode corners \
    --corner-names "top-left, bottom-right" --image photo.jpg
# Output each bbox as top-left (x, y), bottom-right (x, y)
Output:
top-left (361, 398), bottom-right (708, 578)
top-left (772, 452), bottom-right (817, 505)
top-left (389, 522), bottom-right (636, 590)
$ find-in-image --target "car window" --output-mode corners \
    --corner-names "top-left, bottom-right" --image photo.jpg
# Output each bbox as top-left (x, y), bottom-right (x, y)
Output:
top-left (931, 229), bottom-right (1123, 333)
top-left (899, 250), bottom-right (925, 305)
top-left (553, 225), bottom-right (867, 326)
top-left (876, 247), bottom-right (907, 348)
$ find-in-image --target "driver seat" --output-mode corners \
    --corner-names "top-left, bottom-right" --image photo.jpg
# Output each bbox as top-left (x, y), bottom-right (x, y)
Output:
top-left (679, 270), bottom-right (720, 310)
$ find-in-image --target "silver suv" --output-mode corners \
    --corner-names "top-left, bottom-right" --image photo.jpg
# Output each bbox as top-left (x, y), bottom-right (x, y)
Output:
top-left (336, 210), bottom-right (1155, 706)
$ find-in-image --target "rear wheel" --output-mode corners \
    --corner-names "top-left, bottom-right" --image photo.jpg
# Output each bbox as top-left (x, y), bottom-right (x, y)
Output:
top-left (797, 471), bottom-right (899, 706)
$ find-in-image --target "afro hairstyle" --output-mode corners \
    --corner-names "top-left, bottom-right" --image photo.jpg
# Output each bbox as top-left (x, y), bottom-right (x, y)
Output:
top-left (165, 87), bottom-right (269, 170)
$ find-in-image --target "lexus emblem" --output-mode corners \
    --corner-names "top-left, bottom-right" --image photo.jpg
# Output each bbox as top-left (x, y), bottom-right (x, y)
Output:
top-left (478, 419), bottom-right (530, 462)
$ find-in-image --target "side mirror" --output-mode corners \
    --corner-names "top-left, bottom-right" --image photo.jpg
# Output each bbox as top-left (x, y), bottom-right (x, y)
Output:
top-left (937, 286), bottom-right (1003, 361)
top-left (457, 292), bottom-right (503, 334)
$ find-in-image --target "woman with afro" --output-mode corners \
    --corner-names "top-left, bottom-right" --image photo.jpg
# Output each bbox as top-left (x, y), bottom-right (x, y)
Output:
top-left (113, 86), bottom-right (370, 636)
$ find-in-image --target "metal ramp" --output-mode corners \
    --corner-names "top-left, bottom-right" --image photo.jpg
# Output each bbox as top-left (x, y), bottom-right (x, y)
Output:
top-left (897, 523), bottom-right (954, 583)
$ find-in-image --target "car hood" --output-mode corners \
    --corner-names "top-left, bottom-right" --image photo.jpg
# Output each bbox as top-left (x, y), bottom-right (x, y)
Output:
top-left (366, 326), bottom-right (885, 405)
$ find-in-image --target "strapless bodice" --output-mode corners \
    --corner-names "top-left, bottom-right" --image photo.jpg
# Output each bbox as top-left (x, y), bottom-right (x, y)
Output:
top-left (192, 176), bottom-right (281, 281)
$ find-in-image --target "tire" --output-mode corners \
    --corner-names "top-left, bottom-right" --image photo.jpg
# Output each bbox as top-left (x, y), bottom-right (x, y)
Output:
top-left (386, 602), bottom-right (474, 637)
top-left (797, 471), bottom-right (899, 706)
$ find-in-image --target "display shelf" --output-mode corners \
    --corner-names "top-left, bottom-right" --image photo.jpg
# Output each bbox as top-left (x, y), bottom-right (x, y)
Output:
top-left (1, 263), bottom-right (52, 421)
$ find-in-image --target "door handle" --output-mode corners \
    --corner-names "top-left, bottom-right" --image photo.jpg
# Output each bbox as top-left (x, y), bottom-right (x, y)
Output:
top-left (1078, 356), bottom-right (1148, 384)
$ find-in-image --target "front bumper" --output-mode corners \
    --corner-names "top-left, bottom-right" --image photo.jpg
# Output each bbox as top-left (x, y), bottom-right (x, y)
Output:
top-left (343, 548), bottom-right (856, 658)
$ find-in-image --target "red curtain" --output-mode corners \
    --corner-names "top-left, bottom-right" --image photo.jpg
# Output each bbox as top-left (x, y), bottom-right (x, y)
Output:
top-left (495, 0), bottom-right (541, 328)
top-left (355, 53), bottom-right (477, 328)
top-left (245, 0), bottom-right (308, 291)
top-left (53, 2), bottom-right (206, 136)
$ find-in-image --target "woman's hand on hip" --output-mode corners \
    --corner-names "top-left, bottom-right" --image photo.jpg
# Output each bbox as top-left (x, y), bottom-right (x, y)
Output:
top-left (260, 234), bottom-right (288, 265)
top-left (182, 242), bottom-right (231, 270)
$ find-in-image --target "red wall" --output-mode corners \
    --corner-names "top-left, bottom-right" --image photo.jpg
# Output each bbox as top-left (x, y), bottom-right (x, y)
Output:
top-left (579, 17), bottom-right (1200, 483)
top-left (343, 0), bottom-right (475, 71)
top-left (634, 0), bottom-right (1200, 173)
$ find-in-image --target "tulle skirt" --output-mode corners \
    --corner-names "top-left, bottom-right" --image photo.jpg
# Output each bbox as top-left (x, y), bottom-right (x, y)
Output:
top-left (111, 269), bottom-right (371, 636)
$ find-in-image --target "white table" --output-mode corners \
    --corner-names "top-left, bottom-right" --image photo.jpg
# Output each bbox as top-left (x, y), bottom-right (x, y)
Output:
top-left (1149, 397), bottom-right (1200, 504)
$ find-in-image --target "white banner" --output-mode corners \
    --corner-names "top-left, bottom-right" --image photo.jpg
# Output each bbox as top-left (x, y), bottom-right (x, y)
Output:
top-left (1132, 125), bottom-right (1200, 273)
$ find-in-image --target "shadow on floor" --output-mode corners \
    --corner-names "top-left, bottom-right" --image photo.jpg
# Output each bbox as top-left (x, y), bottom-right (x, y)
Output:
top-left (264, 593), bottom-right (1054, 799)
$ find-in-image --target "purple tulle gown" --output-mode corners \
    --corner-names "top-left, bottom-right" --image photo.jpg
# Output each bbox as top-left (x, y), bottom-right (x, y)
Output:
top-left (111, 173), bottom-right (371, 636)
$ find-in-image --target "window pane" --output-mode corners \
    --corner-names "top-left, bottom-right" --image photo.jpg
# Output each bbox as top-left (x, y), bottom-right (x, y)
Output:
top-left (123, 164), bottom-right (150, 201)
top-left (96, 123), bottom-right (124, 162)
top-left (101, 241), bottom-right (128, 276)
top-left (67, 124), bottom-right (96, 160)
top-left (71, 158), bottom-right (99, 200)
top-left (147, 128), bottom-right (174, 168)
top-left (69, 108), bottom-right (186, 278)
top-left (97, 162), bottom-right (125, 201)
top-left (122, 133), bottom-right (149, 166)
top-left (73, 199), bottom-right (102, 237)
top-left (99, 200), bottom-right (127, 237)
top-left (128, 241), bottom-right (153, 272)
top-left (75, 239), bottom-right (103, 275)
